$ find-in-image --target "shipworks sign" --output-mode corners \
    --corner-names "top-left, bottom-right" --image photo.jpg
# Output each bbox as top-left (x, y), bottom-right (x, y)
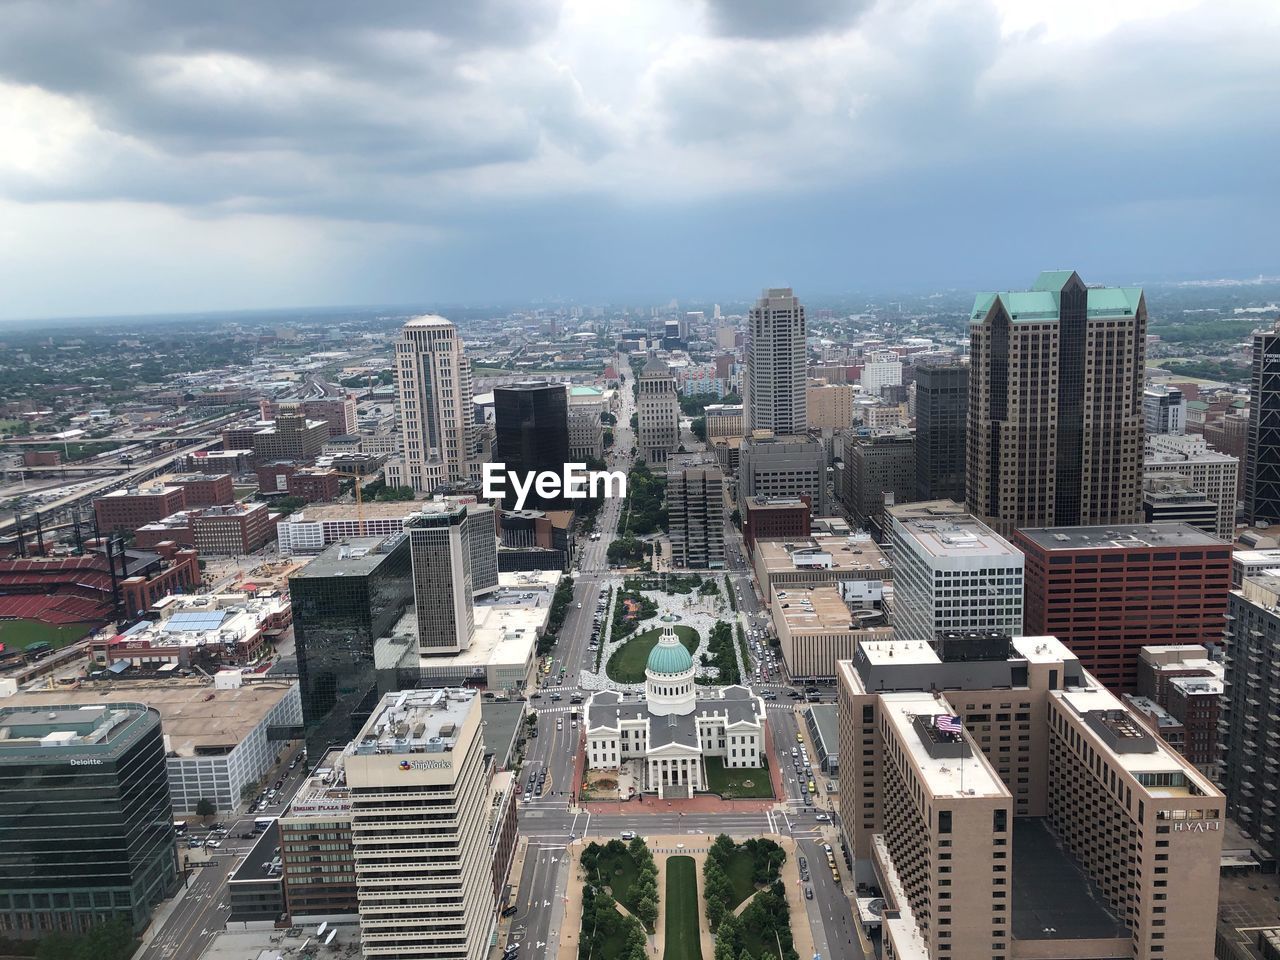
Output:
top-left (398, 759), bottom-right (451, 771)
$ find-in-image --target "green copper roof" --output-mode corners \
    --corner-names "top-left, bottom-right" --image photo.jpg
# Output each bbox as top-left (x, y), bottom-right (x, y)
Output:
top-left (647, 629), bottom-right (694, 675)
top-left (971, 273), bottom-right (1143, 323)
top-left (570, 385), bottom-right (603, 396)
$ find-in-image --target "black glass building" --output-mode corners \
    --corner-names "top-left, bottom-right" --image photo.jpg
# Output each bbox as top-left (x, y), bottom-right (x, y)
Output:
top-left (0, 702), bottom-right (177, 939)
top-left (289, 534), bottom-right (413, 756)
top-left (493, 382), bottom-right (569, 510)
top-left (914, 360), bottom-right (969, 502)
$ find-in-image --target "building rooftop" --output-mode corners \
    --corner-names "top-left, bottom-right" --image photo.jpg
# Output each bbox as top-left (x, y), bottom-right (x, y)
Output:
top-left (349, 688), bottom-right (478, 756)
top-left (100, 484), bottom-right (181, 499)
top-left (1017, 522), bottom-right (1226, 551)
top-left (745, 496), bottom-right (809, 511)
top-left (773, 585), bottom-right (868, 632)
top-left (889, 502), bottom-right (1020, 559)
top-left (4, 682), bottom-right (297, 758)
top-left (805, 704), bottom-right (838, 756)
top-left (755, 534), bottom-right (888, 575)
top-left (284, 749), bottom-right (350, 819)
top-left (229, 822), bottom-right (282, 885)
top-left (290, 534), bottom-right (405, 579)
top-left (1123, 694), bottom-right (1182, 730)
top-left (878, 690), bottom-right (1008, 798)
top-left (1053, 686), bottom-right (1220, 796)
top-left (1011, 817), bottom-right (1129, 942)
top-left (113, 592), bottom-right (289, 650)
top-left (0, 703), bottom-right (152, 761)
top-left (972, 273), bottom-right (1142, 323)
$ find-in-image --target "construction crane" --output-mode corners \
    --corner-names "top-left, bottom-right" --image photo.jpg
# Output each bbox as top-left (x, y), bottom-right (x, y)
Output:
top-left (332, 466), bottom-right (371, 535)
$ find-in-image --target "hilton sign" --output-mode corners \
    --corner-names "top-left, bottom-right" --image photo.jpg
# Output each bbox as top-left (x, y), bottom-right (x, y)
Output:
top-left (1173, 820), bottom-right (1220, 832)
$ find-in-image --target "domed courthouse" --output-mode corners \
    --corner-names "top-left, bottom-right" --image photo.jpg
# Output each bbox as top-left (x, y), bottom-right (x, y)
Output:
top-left (584, 626), bottom-right (766, 799)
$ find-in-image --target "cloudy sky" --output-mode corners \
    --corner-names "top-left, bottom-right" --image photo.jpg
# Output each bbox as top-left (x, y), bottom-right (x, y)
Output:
top-left (0, 0), bottom-right (1277, 320)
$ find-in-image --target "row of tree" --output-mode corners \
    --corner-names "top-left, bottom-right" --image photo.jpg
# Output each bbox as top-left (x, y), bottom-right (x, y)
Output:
top-left (702, 621), bottom-right (741, 685)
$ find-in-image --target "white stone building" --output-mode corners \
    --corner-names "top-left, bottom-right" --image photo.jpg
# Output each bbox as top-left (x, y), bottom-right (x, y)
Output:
top-left (584, 626), bottom-right (765, 799)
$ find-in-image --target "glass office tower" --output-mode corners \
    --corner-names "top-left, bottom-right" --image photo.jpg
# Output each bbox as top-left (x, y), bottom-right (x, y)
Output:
top-left (289, 534), bottom-right (414, 756)
top-left (0, 703), bottom-right (177, 938)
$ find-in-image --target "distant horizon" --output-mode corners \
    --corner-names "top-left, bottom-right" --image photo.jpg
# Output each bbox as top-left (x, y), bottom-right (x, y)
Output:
top-left (3, 271), bottom-right (1280, 331)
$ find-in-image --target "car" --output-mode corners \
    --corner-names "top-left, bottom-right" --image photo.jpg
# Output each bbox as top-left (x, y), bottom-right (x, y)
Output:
top-left (274, 779), bottom-right (284, 790)
top-left (523, 791), bottom-right (532, 802)
top-left (762, 692), bottom-right (777, 701)
top-left (576, 603), bottom-right (582, 608)
top-left (240, 831), bottom-right (256, 839)
top-left (805, 887), bottom-right (813, 900)
top-left (620, 830), bottom-right (636, 840)
top-left (556, 720), bottom-right (563, 730)
top-left (550, 693), bottom-right (562, 701)
top-left (206, 839), bottom-right (222, 848)
top-left (815, 813), bottom-right (831, 822)
top-left (187, 838), bottom-right (204, 848)
top-left (501, 905), bottom-right (519, 918)
top-left (798, 856), bottom-right (808, 869)
top-left (796, 733), bottom-right (803, 743)
top-left (530, 693), bottom-right (542, 700)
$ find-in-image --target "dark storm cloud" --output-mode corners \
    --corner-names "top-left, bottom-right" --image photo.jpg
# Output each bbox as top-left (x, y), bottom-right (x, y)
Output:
top-left (699, 0), bottom-right (872, 38)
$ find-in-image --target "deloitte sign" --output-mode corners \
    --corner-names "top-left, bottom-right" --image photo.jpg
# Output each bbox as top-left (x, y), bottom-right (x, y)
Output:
top-left (482, 463), bottom-right (627, 511)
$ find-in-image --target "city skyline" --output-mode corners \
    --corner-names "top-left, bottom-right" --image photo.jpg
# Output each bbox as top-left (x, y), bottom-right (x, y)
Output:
top-left (0, 0), bottom-right (1277, 320)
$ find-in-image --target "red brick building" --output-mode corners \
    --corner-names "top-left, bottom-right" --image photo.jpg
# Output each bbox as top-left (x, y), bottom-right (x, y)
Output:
top-left (169, 473), bottom-right (235, 506)
top-left (1014, 523), bottom-right (1231, 691)
top-left (22, 450), bottom-right (61, 467)
top-left (191, 503), bottom-right (276, 556)
top-left (742, 495), bottom-right (811, 556)
top-left (257, 462), bottom-right (340, 503)
top-left (1135, 644), bottom-right (1223, 771)
top-left (94, 485), bottom-right (186, 535)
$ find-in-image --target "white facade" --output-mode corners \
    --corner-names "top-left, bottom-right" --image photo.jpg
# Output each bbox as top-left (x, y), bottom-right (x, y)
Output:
top-left (345, 690), bottom-right (493, 960)
top-left (1144, 433), bottom-right (1239, 541)
top-left (888, 503), bottom-right (1025, 646)
top-left (584, 627), bottom-right (765, 799)
top-left (1143, 386), bottom-right (1187, 435)
top-left (394, 316), bottom-right (477, 493)
top-left (166, 684), bottom-right (302, 814)
top-left (746, 288), bottom-right (807, 435)
top-left (860, 350), bottom-right (903, 397)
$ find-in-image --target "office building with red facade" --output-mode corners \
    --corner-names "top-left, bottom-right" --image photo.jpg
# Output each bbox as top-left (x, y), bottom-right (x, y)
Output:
top-left (742, 495), bottom-right (811, 556)
top-left (1014, 522), bottom-right (1231, 691)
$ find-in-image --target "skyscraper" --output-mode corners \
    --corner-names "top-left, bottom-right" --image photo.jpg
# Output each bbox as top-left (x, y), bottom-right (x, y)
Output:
top-left (636, 355), bottom-right (681, 466)
top-left (746, 288), bottom-right (806, 434)
top-left (665, 452), bottom-right (725, 569)
top-left (492, 381), bottom-right (569, 509)
top-left (345, 689), bottom-right (493, 960)
top-left (914, 360), bottom-right (968, 502)
top-left (390, 316), bottom-right (476, 494)
top-left (1246, 320), bottom-right (1280, 523)
top-left (968, 271), bottom-right (1145, 534)
top-left (405, 502), bottom-right (498, 654)
top-left (289, 534), bottom-right (414, 755)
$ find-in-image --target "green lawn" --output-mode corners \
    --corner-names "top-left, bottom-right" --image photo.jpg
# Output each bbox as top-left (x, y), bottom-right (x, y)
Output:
top-left (703, 756), bottom-right (774, 800)
top-left (606, 625), bottom-right (699, 683)
top-left (663, 856), bottom-right (702, 960)
top-left (0, 619), bottom-right (94, 651)
top-left (590, 846), bottom-right (641, 912)
top-left (720, 852), bottom-right (758, 910)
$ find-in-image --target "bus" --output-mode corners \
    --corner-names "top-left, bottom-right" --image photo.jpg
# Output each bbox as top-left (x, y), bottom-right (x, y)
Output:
top-left (173, 821), bottom-right (188, 836)
top-left (253, 817), bottom-right (274, 833)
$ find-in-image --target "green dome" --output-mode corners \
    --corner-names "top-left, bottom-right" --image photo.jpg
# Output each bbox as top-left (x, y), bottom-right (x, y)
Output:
top-left (647, 630), bottom-right (693, 675)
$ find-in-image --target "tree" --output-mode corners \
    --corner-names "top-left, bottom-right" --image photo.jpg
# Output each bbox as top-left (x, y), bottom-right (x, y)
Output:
top-left (601, 411), bottom-right (617, 425)
top-left (634, 893), bottom-right (658, 929)
top-left (691, 416), bottom-right (707, 441)
top-left (195, 798), bottom-right (216, 822)
top-left (739, 949), bottom-right (755, 960)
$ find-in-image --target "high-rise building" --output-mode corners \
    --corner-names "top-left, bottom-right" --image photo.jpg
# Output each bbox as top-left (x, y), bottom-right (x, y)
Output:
top-left (968, 270), bottom-right (1146, 535)
top-left (1141, 478), bottom-right (1219, 537)
top-left (1014, 523), bottom-right (1231, 691)
top-left (886, 500), bottom-right (1024, 646)
top-left (914, 361), bottom-right (968, 502)
top-left (391, 316), bottom-right (477, 494)
top-left (738, 434), bottom-right (828, 515)
top-left (1247, 320), bottom-right (1280, 524)
top-left (94, 485), bottom-right (186, 535)
top-left (1135, 645), bottom-right (1222, 772)
top-left (345, 689), bottom-right (493, 960)
top-left (859, 350), bottom-right (903, 398)
top-left (0, 702), bottom-right (178, 938)
top-left (704, 403), bottom-right (744, 440)
top-left (1143, 385), bottom-right (1186, 435)
top-left (493, 382), bottom-right (569, 509)
top-left (1143, 433), bottom-right (1238, 541)
top-left (636, 355), bottom-right (681, 467)
top-left (837, 633), bottom-right (1223, 960)
top-left (842, 429), bottom-right (916, 537)
top-left (746, 288), bottom-right (806, 434)
top-left (665, 452), bottom-right (725, 569)
top-left (806, 382), bottom-right (855, 431)
top-left (289, 535), bottom-right (414, 755)
top-left (1220, 572), bottom-right (1280, 861)
top-left (742, 495), bottom-right (811, 555)
top-left (405, 503), bottom-right (498, 654)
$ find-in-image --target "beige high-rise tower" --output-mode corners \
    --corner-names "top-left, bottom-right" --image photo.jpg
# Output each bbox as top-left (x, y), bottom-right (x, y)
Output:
top-left (746, 288), bottom-right (806, 435)
top-left (967, 270), bottom-right (1145, 534)
top-left (390, 316), bottom-right (477, 494)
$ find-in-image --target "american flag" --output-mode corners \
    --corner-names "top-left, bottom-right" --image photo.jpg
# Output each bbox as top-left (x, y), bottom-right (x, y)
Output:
top-left (935, 715), bottom-right (962, 734)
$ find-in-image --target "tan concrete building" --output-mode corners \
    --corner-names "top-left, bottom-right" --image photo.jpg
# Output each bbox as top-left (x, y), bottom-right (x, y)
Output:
top-left (704, 402), bottom-right (744, 440)
top-left (345, 689), bottom-right (493, 960)
top-left (968, 270), bottom-right (1146, 535)
top-left (769, 582), bottom-right (890, 680)
top-left (1144, 433), bottom-right (1239, 541)
top-left (838, 633), bottom-right (1222, 960)
top-left (752, 533), bottom-right (889, 605)
top-left (807, 382), bottom-right (855, 431)
top-left (636, 355), bottom-right (681, 467)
